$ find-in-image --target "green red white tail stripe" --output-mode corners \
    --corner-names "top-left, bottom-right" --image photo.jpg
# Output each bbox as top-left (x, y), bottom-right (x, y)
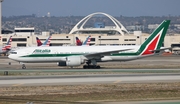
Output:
top-left (137, 20), bottom-right (170, 56)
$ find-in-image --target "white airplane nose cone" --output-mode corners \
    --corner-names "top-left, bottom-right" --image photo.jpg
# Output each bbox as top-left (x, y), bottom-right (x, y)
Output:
top-left (8, 54), bottom-right (16, 60)
top-left (8, 54), bottom-right (12, 59)
top-left (8, 54), bottom-right (18, 61)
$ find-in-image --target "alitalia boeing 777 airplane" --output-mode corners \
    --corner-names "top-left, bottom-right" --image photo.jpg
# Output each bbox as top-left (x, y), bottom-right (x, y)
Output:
top-left (8, 20), bottom-right (170, 69)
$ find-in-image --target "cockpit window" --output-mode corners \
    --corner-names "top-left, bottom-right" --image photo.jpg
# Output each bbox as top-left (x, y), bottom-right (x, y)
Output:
top-left (10, 52), bottom-right (17, 54)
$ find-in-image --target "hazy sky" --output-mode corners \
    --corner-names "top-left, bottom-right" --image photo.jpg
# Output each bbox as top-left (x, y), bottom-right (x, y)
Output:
top-left (2, 0), bottom-right (180, 17)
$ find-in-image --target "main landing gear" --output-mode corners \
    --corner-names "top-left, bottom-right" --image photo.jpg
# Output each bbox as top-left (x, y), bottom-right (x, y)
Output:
top-left (83, 60), bottom-right (101, 69)
top-left (83, 65), bottom-right (100, 69)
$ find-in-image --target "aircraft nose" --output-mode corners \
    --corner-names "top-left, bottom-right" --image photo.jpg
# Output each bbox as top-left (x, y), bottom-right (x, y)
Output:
top-left (8, 51), bottom-right (19, 61)
top-left (8, 54), bottom-right (12, 59)
top-left (8, 54), bottom-right (16, 60)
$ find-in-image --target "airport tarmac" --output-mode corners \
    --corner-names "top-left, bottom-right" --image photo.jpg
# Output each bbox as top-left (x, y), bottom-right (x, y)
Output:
top-left (0, 55), bottom-right (180, 104)
top-left (0, 55), bottom-right (180, 69)
top-left (0, 55), bottom-right (180, 86)
top-left (0, 73), bottom-right (180, 87)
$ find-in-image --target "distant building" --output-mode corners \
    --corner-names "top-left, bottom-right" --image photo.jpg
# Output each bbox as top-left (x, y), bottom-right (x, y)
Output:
top-left (126, 25), bottom-right (144, 31)
top-left (148, 24), bottom-right (159, 30)
top-left (14, 27), bottom-right (35, 36)
top-left (174, 24), bottom-right (180, 29)
top-left (2, 29), bottom-right (13, 34)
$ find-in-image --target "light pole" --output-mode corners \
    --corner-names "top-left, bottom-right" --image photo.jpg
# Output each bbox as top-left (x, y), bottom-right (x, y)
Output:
top-left (0, 0), bottom-right (3, 35)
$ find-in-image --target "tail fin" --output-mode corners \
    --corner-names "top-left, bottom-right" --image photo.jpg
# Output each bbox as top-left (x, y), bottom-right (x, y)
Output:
top-left (137, 20), bottom-right (170, 55)
top-left (42, 35), bottom-right (52, 46)
top-left (83, 35), bottom-right (91, 45)
top-left (36, 37), bottom-right (42, 46)
top-left (76, 37), bottom-right (82, 46)
top-left (2, 36), bottom-right (12, 51)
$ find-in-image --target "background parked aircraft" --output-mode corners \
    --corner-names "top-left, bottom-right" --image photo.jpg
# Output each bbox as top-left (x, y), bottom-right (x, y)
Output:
top-left (0, 36), bottom-right (12, 55)
top-left (36, 35), bottom-right (52, 46)
top-left (76, 35), bottom-right (91, 46)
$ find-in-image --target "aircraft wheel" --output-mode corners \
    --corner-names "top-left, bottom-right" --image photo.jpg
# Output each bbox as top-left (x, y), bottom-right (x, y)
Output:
top-left (92, 65), bottom-right (97, 69)
top-left (88, 65), bottom-right (92, 69)
top-left (22, 66), bottom-right (26, 69)
top-left (96, 65), bottom-right (100, 69)
top-left (22, 64), bottom-right (26, 69)
top-left (83, 65), bottom-right (87, 69)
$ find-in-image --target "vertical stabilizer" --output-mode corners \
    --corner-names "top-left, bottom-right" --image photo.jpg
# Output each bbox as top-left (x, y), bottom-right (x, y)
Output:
top-left (42, 35), bottom-right (52, 46)
top-left (83, 35), bottom-right (91, 45)
top-left (36, 37), bottom-right (42, 46)
top-left (76, 37), bottom-right (82, 46)
top-left (137, 20), bottom-right (170, 55)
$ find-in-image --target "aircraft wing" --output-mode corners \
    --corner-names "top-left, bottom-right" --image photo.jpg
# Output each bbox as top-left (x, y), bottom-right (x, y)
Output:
top-left (84, 49), bottom-right (132, 59)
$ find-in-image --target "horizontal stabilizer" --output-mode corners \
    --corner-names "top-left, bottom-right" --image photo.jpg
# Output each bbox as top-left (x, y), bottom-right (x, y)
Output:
top-left (149, 47), bottom-right (172, 53)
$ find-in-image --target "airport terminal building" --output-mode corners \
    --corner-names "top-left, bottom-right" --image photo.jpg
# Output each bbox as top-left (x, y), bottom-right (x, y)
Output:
top-left (0, 12), bottom-right (180, 53)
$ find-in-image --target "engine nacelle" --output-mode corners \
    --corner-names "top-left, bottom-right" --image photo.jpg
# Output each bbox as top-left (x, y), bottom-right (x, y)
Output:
top-left (57, 56), bottom-right (84, 66)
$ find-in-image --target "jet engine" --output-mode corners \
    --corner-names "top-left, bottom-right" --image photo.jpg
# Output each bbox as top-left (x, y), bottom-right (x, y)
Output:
top-left (57, 56), bottom-right (85, 66)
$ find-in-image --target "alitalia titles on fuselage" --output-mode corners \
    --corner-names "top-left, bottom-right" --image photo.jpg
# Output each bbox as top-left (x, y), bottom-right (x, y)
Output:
top-left (33, 49), bottom-right (51, 54)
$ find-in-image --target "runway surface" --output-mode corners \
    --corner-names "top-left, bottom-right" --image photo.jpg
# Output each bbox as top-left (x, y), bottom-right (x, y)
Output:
top-left (0, 56), bottom-right (180, 86)
top-left (1, 55), bottom-right (180, 70)
top-left (0, 73), bottom-right (180, 87)
top-left (1, 56), bottom-right (180, 104)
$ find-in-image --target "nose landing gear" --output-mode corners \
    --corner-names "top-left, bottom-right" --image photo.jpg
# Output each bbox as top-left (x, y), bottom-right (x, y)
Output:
top-left (19, 62), bottom-right (26, 69)
top-left (22, 64), bottom-right (26, 69)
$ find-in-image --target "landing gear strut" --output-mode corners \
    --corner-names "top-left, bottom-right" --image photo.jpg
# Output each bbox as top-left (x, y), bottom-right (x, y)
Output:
top-left (83, 60), bottom-right (101, 69)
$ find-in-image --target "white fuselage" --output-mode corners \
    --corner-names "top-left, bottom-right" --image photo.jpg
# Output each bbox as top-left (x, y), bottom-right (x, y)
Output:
top-left (8, 45), bottom-right (151, 63)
